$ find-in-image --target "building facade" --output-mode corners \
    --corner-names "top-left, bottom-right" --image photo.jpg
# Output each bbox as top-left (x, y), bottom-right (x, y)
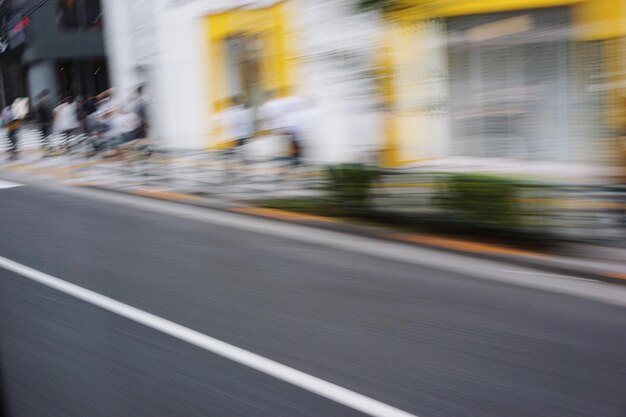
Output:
top-left (101, 0), bottom-right (157, 101)
top-left (383, 0), bottom-right (626, 169)
top-left (103, 0), bottom-right (385, 162)
top-left (103, 0), bottom-right (626, 171)
top-left (0, 0), bottom-right (109, 107)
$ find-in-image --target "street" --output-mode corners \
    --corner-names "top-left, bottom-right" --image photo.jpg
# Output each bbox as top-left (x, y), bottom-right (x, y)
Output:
top-left (1, 181), bottom-right (625, 417)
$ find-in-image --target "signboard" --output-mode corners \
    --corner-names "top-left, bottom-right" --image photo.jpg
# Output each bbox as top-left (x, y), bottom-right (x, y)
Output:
top-left (8, 14), bottom-right (28, 50)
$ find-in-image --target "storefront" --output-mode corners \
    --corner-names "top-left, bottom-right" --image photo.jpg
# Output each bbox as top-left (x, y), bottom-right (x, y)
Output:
top-left (383, 0), bottom-right (626, 168)
top-left (206, 3), bottom-right (294, 114)
top-left (104, 0), bottom-right (386, 161)
top-left (203, 2), bottom-right (295, 156)
top-left (0, 0), bottom-right (109, 105)
top-left (124, 0), bottom-right (295, 151)
top-left (104, 0), bottom-right (625, 170)
top-left (447, 8), bottom-right (575, 161)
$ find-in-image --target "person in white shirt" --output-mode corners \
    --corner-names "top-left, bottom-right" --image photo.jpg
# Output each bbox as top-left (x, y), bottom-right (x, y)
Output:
top-left (108, 108), bottom-right (140, 145)
top-left (127, 85), bottom-right (149, 139)
top-left (258, 90), bottom-right (283, 132)
top-left (94, 107), bottom-right (141, 158)
top-left (259, 91), bottom-right (307, 166)
top-left (53, 97), bottom-right (80, 152)
top-left (222, 95), bottom-right (255, 163)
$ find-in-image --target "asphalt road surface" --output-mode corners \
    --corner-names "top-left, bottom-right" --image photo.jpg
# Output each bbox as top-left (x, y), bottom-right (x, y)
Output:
top-left (1, 181), bottom-right (625, 417)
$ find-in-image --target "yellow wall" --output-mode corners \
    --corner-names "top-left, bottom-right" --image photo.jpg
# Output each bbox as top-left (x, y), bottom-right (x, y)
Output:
top-left (378, 24), bottom-right (400, 167)
top-left (437, 0), bottom-right (582, 17)
top-left (395, 0), bottom-right (626, 39)
top-left (382, 0), bottom-right (626, 167)
top-left (204, 2), bottom-right (295, 148)
top-left (392, 0), bottom-right (626, 40)
top-left (573, 0), bottom-right (626, 40)
top-left (206, 3), bottom-right (294, 107)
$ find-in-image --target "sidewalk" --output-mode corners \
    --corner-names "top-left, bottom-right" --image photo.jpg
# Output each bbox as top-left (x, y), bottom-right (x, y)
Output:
top-left (0, 145), bottom-right (325, 202)
top-left (1, 146), bottom-right (625, 285)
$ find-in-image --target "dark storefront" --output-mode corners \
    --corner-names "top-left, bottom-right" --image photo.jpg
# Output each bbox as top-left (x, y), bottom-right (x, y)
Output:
top-left (0, 0), bottom-right (109, 107)
top-left (57, 59), bottom-right (109, 99)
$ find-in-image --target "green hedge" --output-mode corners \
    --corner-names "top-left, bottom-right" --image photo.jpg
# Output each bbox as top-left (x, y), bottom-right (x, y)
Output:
top-left (325, 164), bottom-right (381, 214)
top-left (436, 173), bottom-right (529, 228)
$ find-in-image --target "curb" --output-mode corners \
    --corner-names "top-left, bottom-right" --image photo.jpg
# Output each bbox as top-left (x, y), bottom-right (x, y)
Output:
top-left (75, 183), bottom-right (247, 211)
top-left (3, 166), bottom-right (623, 288)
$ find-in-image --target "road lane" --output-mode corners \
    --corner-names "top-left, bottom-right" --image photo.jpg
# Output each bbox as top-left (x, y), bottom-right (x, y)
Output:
top-left (1, 185), bottom-right (626, 417)
top-left (0, 255), bottom-right (416, 417)
top-left (0, 270), bottom-right (369, 417)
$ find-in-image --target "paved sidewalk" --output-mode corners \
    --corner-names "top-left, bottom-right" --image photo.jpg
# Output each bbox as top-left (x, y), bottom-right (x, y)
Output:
top-left (0, 144), bottom-right (325, 202)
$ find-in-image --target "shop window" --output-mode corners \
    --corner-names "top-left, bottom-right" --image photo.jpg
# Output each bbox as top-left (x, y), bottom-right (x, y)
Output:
top-left (447, 8), bottom-right (575, 161)
top-left (207, 4), bottom-right (293, 114)
top-left (224, 35), bottom-right (264, 107)
top-left (57, 0), bottom-right (102, 31)
top-left (57, 60), bottom-right (109, 99)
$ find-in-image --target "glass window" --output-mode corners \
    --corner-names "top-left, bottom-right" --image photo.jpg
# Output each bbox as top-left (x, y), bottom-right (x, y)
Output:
top-left (57, 60), bottom-right (109, 99)
top-left (447, 8), bottom-right (577, 162)
top-left (57, 0), bottom-right (102, 31)
top-left (225, 35), bottom-right (263, 107)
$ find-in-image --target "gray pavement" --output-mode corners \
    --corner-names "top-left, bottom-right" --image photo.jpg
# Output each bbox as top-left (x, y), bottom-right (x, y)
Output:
top-left (3, 133), bottom-right (624, 248)
top-left (0, 182), bottom-right (625, 417)
top-left (1, 126), bottom-right (324, 202)
top-left (1, 145), bottom-right (625, 282)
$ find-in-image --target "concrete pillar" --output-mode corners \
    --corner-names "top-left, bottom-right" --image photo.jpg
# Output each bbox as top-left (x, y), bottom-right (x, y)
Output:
top-left (101, 0), bottom-right (141, 101)
top-left (154, 2), bottom-right (211, 150)
top-left (27, 60), bottom-right (58, 102)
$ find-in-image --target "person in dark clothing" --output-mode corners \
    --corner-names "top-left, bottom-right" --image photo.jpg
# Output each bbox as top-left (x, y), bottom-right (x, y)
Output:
top-left (79, 96), bottom-right (98, 136)
top-left (7, 119), bottom-right (19, 159)
top-left (82, 96), bottom-right (98, 116)
top-left (34, 90), bottom-right (54, 151)
top-left (132, 85), bottom-right (149, 139)
top-left (34, 91), bottom-right (52, 145)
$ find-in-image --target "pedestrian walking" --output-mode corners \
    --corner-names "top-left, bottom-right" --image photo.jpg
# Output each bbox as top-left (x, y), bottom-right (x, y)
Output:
top-left (259, 91), bottom-right (307, 167)
top-left (2, 105), bottom-right (19, 160)
top-left (82, 95), bottom-right (98, 117)
top-left (2, 97), bottom-right (28, 160)
top-left (106, 106), bottom-right (142, 159)
top-left (223, 95), bottom-right (255, 163)
top-left (130, 85), bottom-right (149, 139)
top-left (80, 95), bottom-right (98, 136)
top-left (53, 96), bottom-right (80, 153)
top-left (33, 90), bottom-right (54, 152)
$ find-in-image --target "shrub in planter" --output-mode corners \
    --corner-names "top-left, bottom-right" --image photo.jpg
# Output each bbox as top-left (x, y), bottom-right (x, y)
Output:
top-left (437, 173), bottom-right (525, 228)
top-left (325, 164), bottom-right (381, 214)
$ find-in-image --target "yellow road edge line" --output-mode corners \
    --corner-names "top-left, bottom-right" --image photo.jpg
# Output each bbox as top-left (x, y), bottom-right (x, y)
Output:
top-left (3, 162), bottom-right (68, 174)
top-left (2, 163), bottom-right (42, 172)
top-left (387, 233), bottom-right (544, 258)
top-left (603, 272), bottom-right (626, 281)
top-left (2, 163), bottom-right (75, 179)
top-left (232, 207), bottom-right (338, 223)
top-left (130, 189), bottom-right (202, 202)
top-left (51, 160), bottom-right (108, 172)
top-left (69, 182), bottom-right (101, 187)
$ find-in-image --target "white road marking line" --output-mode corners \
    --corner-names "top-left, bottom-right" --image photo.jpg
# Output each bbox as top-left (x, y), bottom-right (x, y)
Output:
top-left (0, 255), bottom-right (418, 417)
top-left (0, 179), bottom-right (23, 189)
